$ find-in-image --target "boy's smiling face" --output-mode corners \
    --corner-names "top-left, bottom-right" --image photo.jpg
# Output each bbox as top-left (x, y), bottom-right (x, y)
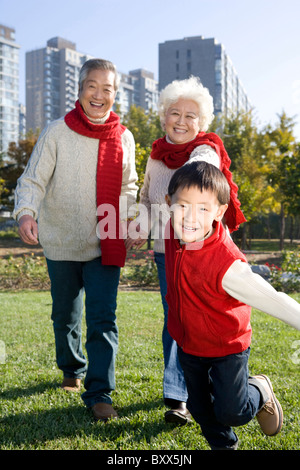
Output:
top-left (166, 185), bottom-right (228, 244)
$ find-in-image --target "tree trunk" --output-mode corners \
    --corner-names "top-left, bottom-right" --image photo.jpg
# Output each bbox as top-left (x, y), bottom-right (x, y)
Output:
top-left (279, 203), bottom-right (285, 250)
top-left (241, 224), bottom-right (247, 251)
top-left (289, 216), bottom-right (294, 244)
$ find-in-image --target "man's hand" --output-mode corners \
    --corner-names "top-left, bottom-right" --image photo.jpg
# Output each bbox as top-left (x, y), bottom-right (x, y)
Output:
top-left (18, 215), bottom-right (39, 245)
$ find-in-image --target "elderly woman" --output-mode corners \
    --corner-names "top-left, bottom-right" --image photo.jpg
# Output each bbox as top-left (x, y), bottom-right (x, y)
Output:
top-left (138, 76), bottom-right (245, 424)
top-left (13, 59), bottom-right (138, 421)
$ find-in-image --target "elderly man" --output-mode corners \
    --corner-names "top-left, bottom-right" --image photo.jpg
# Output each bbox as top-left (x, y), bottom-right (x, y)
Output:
top-left (13, 59), bottom-right (138, 421)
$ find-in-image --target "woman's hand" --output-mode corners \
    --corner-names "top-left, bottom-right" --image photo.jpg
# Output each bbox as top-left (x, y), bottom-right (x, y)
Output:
top-left (124, 219), bottom-right (148, 250)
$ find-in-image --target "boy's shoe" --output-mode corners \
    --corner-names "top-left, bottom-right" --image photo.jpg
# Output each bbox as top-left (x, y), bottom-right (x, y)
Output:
top-left (249, 374), bottom-right (283, 436)
top-left (210, 438), bottom-right (239, 450)
top-left (61, 377), bottom-right (81, 392)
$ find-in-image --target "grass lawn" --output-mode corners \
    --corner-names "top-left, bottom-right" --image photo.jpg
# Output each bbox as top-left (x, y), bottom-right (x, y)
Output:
top-left (0, 290), bottom-right (300, 451)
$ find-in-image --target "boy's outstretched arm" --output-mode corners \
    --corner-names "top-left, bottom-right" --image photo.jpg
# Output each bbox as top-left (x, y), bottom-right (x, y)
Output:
top-left (222, 260), bottom-right (300, 330)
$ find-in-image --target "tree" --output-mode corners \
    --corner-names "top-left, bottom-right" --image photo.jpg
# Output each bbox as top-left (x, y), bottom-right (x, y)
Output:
top-left (219, 111), bottom-right (276, 248)
top-left (0, 130), bottom-right (39, 208)
top-left (276, 144), bottom-right (300, 242)
top-left (263, 112), bottom-right (297, 249)
top-left (122, 105), bottom-right (163, 149)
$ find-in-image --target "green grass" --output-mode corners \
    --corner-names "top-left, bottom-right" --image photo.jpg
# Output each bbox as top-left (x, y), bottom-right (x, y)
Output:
top-left (0, 290), bottom-right (300, 450)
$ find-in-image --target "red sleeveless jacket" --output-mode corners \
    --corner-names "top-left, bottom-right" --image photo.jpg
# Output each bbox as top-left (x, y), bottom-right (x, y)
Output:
top-left (165, 221), bottom-right (252, 357)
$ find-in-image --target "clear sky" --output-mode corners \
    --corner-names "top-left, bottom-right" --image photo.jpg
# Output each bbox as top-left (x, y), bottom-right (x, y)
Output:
top-left (1, 0), bottom-right (300, 139)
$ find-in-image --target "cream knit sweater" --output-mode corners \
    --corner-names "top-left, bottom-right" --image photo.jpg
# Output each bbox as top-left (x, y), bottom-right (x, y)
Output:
top-left (13, 116), bottom-right (138, 262)
top-left (139, 143), bottom-right (220, 253)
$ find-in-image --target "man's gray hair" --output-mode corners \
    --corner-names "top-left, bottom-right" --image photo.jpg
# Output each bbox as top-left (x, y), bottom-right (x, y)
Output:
top-left (79, 58), bottom-right (120, 92)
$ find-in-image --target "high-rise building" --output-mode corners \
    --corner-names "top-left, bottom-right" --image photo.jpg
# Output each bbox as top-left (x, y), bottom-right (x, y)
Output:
top-left (26, 38), bottom-right (159, 131)
top-left (26, 37), bottom-right (93, 132)
top-left (130, 69), bottom-right (159, 113)
top-left (159, 36), bottom-right (250, 118)
top-left (116, 69), bottom-right (158, 116)
top-left (0, 24), bottom-right (20, 154)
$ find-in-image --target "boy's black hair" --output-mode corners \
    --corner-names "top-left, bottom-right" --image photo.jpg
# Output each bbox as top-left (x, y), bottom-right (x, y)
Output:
top-left (168, 161), bottom-right (230, 205)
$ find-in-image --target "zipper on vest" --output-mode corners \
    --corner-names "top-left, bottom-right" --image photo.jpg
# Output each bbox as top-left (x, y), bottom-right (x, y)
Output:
top-left (174, 244), bottom-right (186, 346)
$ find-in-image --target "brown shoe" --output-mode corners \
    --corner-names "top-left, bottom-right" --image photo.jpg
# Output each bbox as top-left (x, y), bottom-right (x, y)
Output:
top-left (61, 377), bottom-right (81, 392)
top-left (165, 401), bottom-right (192, 425)
top-left (250, 374), bottom-right (283, 436)
top-left (92, 402), bottom-right (119, 422)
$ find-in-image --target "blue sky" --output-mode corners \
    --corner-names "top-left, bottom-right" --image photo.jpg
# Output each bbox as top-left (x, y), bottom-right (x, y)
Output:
top-left (1, 0), bottom-right (300, 139)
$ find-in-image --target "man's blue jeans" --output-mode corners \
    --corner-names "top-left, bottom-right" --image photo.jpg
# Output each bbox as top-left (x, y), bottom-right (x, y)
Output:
top-left (154, 252), bottom-right (188, 403)
top-left (46, 257), bottom-right (120, 408)
top-left (178, 347), bottom-right (261, 449)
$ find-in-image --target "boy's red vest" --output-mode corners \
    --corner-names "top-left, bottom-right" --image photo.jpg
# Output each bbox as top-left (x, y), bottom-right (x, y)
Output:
top-left (165, 221), bottom-right (252, 357)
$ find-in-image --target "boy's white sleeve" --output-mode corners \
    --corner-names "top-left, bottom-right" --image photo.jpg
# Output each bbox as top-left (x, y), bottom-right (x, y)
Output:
top-left (222, 259), bottom-right (300, 330)
top-left (188, 145), bottom-right (220, 168)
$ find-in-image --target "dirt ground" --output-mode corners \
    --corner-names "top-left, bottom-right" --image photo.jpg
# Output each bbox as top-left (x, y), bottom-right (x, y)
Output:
top-left (0, 237), bottom-right (283, 266)
top-left (0, 238), bottom-right (44, 258)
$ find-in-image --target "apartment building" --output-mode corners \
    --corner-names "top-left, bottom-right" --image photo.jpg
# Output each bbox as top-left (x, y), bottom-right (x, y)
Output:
top-left (26, 37), bottom-right (93, 132)
top-left (159, 36), bottom-right (250, 117)
top-left (26, 37), bottom-right (159, 131)
top-left (0, 24), bottom-right (20, 153)
top-left (116, 68), bottom-right (158, 116)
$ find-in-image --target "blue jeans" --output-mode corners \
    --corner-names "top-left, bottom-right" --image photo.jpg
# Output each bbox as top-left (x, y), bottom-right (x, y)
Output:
top-left (46, 257), bottom-right (120, 408)
top-left (178, 347), bottom-right (261, 449)
top-left (154, 252), bottom-right (188, 403)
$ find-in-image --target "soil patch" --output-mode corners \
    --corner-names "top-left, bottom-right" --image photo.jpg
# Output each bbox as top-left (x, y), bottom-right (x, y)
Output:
top-left (0, 238), bottom-right (44, 258)
top-left (0, 237), bottom-right (282, 266)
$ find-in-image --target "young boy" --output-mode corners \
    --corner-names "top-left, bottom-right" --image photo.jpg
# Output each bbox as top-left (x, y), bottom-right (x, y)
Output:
top-left (164, 161), bottom-right (300, 450)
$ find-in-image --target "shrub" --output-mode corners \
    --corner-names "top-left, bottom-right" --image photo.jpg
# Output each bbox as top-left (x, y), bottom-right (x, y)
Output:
top-left (121, 250), bottom-right (158, 287)
top-left (267, 250), bottom-right (300, 293)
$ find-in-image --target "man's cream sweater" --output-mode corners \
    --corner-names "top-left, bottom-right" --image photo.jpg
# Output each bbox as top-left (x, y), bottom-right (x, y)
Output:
top-left (13, 117), bottom-right (138, 262)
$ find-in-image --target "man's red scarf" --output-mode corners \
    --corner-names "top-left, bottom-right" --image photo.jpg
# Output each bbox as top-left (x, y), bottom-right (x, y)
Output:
top-left (151, 133), bottom-right (246, 232)
top-left (65, 100), bottom-right (127, 267)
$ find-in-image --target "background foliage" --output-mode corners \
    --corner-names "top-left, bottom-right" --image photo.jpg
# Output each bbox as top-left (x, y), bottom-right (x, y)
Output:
top-left (2, 106), bottom-right (299, 249)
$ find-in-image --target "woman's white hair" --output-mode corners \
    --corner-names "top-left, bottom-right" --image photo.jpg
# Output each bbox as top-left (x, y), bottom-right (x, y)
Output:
top-left (158, 76), bottom-right (214, 132)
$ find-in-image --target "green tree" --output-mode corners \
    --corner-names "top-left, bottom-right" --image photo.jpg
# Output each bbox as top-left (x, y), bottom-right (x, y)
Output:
top-left (219, 111), bottom-right (275, 248)
top-left (0, 130), bottom-right (39, 208)
top-left (276, 144), bottom-right (300, 242)
top-left (263, 111), bottom-right (297, 249)
top-left (122, 105), bottom-right (163, 149)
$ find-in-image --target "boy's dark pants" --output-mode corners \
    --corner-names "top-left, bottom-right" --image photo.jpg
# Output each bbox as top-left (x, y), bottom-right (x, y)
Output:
top-left (178, 347), bottom-right (261, 449)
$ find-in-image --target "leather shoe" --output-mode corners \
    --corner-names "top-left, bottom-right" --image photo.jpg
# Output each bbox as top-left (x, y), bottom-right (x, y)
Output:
top-left (92, 402), bottom-right (119, 422)
top-left (165, 401), bottom-right (192, 425)
top-left (249, 374), bottom-right (283, 436)
top-left (61, 377), bottom-right (81, 392)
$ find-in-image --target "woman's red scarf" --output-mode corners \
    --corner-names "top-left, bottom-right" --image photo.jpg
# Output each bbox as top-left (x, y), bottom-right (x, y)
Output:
top-left (65, 100), bottom-right (127, 267)
top-left (151, 133), bottom-right (246, 232)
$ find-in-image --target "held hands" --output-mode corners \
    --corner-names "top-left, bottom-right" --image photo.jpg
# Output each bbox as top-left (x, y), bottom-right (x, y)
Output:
top-left (17, 215), bottom-right (147, 249)
top-left (18, 215), bottom-right (39, 245)
top-left (123, 219), bottom-right (148, 251)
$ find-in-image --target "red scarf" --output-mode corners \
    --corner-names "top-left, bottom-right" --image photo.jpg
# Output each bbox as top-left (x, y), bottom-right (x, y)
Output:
top-left (65, 100), bottom-right (127, 267)
top-left (151, 132), bottom-right (246, 232)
